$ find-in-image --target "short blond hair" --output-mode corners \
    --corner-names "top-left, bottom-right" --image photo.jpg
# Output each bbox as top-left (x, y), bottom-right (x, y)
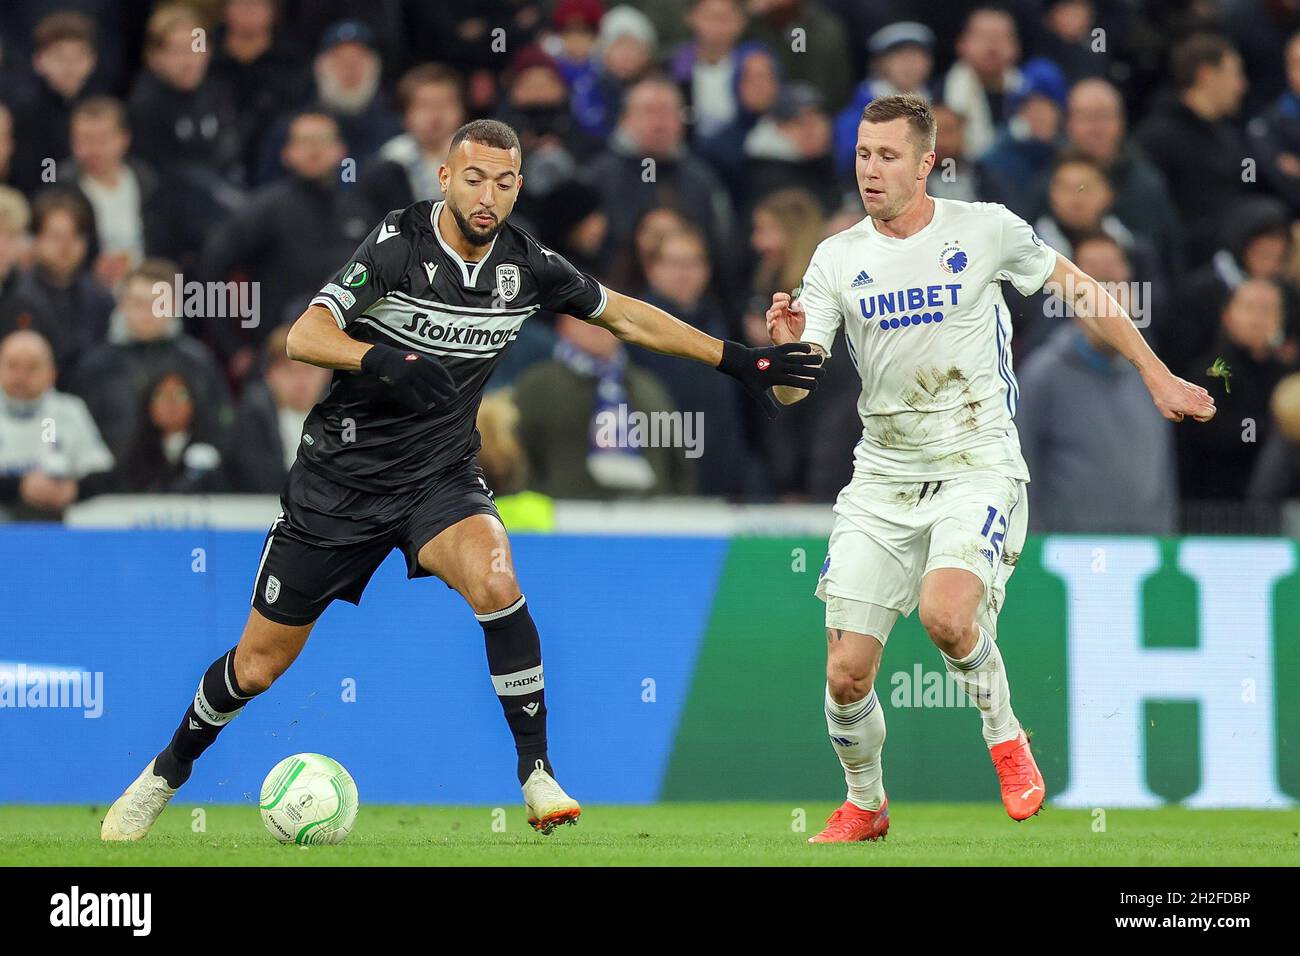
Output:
top-left (0, 186), bottom-right (31, 235)
top-left (145, 3), bottom-right (208, 52)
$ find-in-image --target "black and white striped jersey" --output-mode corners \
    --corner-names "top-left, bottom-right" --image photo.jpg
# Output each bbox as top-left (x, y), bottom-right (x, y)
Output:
top-left (303, 199), bottom-right (607, 493)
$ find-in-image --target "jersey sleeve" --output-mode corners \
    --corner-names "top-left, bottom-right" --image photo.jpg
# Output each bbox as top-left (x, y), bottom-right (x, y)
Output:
top-left (795, 244), bottom-right (843, 356)
top-left (531, 238), bottom-right (608, 320)
top-left (311, 211), bottom-right (410, 329)
top-left (993, 204), bottom-right (1057, 296)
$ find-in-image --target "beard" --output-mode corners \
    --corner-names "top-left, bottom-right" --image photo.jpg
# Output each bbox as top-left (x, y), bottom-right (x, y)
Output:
top-left (448, 198), bottom-right (505, 247)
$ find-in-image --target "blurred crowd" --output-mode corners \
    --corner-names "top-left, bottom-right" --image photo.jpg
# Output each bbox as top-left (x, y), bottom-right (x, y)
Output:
top-left (3, 0), bottom-right (1300, 533)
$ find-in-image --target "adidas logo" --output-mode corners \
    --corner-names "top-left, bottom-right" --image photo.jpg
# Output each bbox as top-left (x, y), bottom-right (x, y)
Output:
top-left (850, 269), bottom-right (873, 288)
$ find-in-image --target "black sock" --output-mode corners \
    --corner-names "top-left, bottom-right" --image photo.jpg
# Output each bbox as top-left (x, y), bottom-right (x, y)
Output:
top-left (154, 647), bottom-right (256, 788)
top-left (478, 595), bottom-right (553, 785)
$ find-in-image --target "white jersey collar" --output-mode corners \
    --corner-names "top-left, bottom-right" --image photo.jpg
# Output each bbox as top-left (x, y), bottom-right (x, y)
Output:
top-left (431, 200), bottom-right (499, 288)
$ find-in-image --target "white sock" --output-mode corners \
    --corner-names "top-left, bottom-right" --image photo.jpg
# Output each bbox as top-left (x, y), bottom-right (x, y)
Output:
top-left (942, 626), bottom-right (1020, 746)
top-left (824, 685), bottom-right (886, 811)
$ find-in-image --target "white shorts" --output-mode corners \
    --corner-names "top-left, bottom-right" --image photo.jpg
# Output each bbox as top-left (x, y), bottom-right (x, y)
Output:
top-left (815, 471), bottom-right (1028, 640)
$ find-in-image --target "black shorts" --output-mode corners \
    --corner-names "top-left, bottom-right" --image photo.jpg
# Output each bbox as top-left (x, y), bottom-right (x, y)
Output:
top-left (250, 457), bottom-right (500, 626)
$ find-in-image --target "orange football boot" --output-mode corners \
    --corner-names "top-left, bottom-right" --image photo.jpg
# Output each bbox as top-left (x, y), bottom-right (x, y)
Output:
top-left (990, 731), bottom-right (1045, 820)
top-left (808, 798), bottom-right (890, 843)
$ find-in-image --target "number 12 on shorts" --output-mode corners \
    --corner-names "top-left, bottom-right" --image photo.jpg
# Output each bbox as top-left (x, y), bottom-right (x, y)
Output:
top-left (980, 505), bottom-right (1007, 564)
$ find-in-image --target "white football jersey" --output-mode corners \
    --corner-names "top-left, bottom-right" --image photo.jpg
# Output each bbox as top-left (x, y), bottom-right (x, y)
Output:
top-left (798, 198), bottom-right (1057, 482)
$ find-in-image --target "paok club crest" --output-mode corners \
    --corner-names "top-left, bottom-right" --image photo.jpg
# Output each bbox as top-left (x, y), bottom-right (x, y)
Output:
top-left (495, 264), bottom-right (520, 303)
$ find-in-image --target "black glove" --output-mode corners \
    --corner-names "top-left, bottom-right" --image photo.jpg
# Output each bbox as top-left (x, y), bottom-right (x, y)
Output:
top-left (717, 340), bottom-right (826, 419)
top-left (360, 344), bottom-right (459, 412)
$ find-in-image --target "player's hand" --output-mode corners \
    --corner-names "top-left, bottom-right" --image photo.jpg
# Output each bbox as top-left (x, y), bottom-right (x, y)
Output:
top-left (765, 292), bottom-right (807, 346)
top-left (717, 339), bottom-right (826, 419)
top-left (360, 344), bottom-right (459, 413)
top-left (1145, 367), bottom-right (1216, 423)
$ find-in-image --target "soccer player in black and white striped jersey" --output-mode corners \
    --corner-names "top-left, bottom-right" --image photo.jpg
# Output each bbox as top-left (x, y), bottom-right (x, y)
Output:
top-left (100, 119), bottom-right (826, 840)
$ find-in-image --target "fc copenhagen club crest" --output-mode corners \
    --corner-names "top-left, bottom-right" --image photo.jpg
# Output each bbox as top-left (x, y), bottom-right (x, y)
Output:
top-left (938, 242), bottom-right (969, 274)
top-left (496, 264), bottom-right (520, 302)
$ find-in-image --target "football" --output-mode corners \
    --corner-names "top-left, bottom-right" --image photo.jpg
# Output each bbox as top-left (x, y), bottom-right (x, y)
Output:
top-left (259, 753), bottom-right (359, 846)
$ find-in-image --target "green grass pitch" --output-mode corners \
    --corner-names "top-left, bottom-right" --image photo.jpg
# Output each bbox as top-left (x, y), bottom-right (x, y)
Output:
top-left (3, 803), bottom-right (1297, 866)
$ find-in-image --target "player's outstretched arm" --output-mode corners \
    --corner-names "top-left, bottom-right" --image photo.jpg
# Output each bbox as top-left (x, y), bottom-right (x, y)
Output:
top-left (286, 305), bottom-right (374, 370)
top-left (591, 288), bottom-right (825, 417)
top-left (286, 304), bottom-right (458, 412)
top-left (1044, 254), bottom-right (1216, 423)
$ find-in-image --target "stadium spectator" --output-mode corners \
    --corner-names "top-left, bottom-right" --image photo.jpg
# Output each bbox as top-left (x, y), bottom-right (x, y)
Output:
top-left (1224, 0), bottom-right (1300, 118)
top-left (980, 58), bottom-right (1068, 218)
top-left (514, 313), bottom-right (694, 499)
top-left (567, 4), bottom-right (659, 140)
top-left (208, 0), bottom-right (313, 188)
top-left (694, 44), bottom-right (781, 201)
top-left (832, 21), bottom-right (935, 181)
top-left (1169, 197), bottom-right (1296, 381)
top-left (62, 97), bottom-right (186, 284)
top-left (632, 225), bottom-right (759, 496)
top-left (1177, 278), bottom-right (1289, 502)
top-left (72, 259), bottom-right (231, 462)
top-left (623, 0), bottom-right (692, 51)
top-left (26, 190), bottom-right (114, 378)
top-left (0, 329), bottom-right (114, 520)
top-left (403, 2), bottom-right (546, 114)
top-left (532, 176), bottom-right (611, 278)
top-left (494, 44), bottom-right (599, 212)
top-left (666, 0), bottom-right (752, 142)
top-left (926, 104), bottom-right (989, 202)
top-left (127, 3), bottom-right (242, 190)
top-left (476, 389), bottom-right (556, 531)
top-left (742, 81), bottom-right (840, 211)
top-left (359, 64), bottom-right (465, 215)
top-left (589, 76), bottom-right (735, 277)
top-left (7, 12), bottom-right (99, 197)
top-left (548, 0), bottom-right (605, 102)
top-left (0, 105), bottom-right (15, 195)
top-left (0, 187), bottom-right (61, 367)
top-left (1034, 0), bottom-right (1111, 83)
top-left (744, 187), bottom-right (822, 343)
top-left (200, 110), bottom-right (373, 369)
top-left (1048, 77), bottom-right (1184, 277)
top-left (116, 368), bottom-right (226, 493)
top-left (743, 187), bottom-right (829, 498)
top-left (1246, 28), bottom-right (1300, 217)
top-left (223, 326), bottom-right (330, 493)
top-left (744, 0), bottom-right (853, 112)
top-left (942, 6), bottom-right (1023, 160)
top-left (1025, 152), bottom-right (1165, 354)
top-left (1135, 33), bottom-right (1249, 267)
top-left (256, 19), bottom-right (400, 186)
top-left (1016, 234), bottom-right (1178, 534)
top-left (1247, 372), bottom-right (1300, 503)
top-left (603, 203), bottom-right (692, 295)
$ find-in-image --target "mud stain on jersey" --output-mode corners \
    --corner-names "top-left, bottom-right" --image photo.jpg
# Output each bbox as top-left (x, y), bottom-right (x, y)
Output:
top-left (902, 366), bottom-right (982, 431)
top-left (892, 485), bottom-right (921, 505)
top-left (867, 415), bottom-right (908, 449)
top-left (927, 449), bottom-right (977, 467)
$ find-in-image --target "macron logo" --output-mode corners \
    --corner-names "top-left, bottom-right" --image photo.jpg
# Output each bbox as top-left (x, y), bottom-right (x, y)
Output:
top-left (850, 270), bottom-right (873, 289)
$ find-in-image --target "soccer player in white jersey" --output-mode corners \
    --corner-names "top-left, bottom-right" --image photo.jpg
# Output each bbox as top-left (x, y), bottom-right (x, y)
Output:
top-left (766, 94), bottom-right (1217, 843)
